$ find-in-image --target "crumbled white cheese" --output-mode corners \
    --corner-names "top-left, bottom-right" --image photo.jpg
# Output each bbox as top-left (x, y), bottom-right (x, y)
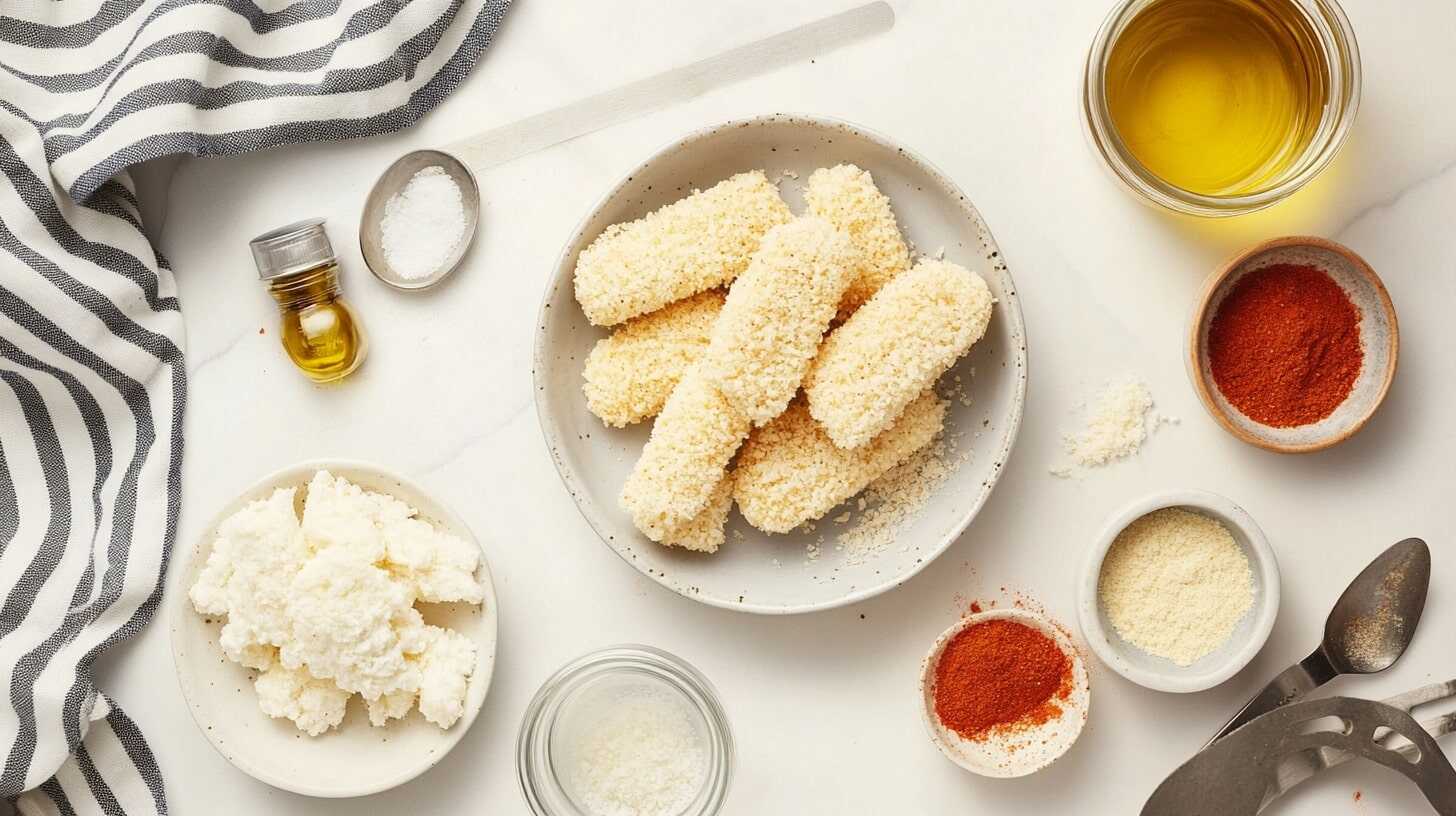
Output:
top-left (190, 470), bottom-right (484, 735)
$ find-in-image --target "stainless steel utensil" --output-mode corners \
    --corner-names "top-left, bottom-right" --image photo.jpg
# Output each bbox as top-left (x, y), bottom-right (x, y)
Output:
top-left (1260, 678), bottom-right (1456, 811)
top-left (359, 149), bottom-right (480, 291)
top-left (1208, 538), bottom-right (1431, 744)
top-left (1144, 695), bottom-right (1456, 815)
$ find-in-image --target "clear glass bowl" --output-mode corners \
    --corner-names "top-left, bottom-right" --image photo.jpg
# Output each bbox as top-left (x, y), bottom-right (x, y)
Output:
top-left (517, 645), bottom-right (734, 816)
top-left (1082, 0), bottom-right (1361, 217)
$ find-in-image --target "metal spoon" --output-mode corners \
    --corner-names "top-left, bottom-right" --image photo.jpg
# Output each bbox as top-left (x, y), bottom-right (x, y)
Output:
top-left (1207, 537), bottom-right (1431, 745)
top-left (359, 149), bottom-right (480, 291)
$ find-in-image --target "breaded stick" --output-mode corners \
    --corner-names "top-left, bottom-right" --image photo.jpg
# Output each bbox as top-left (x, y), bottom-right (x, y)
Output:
top-left (734, 392), bottom-right (946, 534)
top-left (583, 290), bottom-right (725, 427)
top-left (806, 259), bottom-right (992, 450)
top-left (700, 218), bottom-right (856, 426)
top-left (574, 171), bottom-right (793, 326)
top-left (804, 164), bottom-right (911, 318)
top-left (660, 472), bottom-right (733, 553)
top-left (619, 370), bottom-right (749, 542)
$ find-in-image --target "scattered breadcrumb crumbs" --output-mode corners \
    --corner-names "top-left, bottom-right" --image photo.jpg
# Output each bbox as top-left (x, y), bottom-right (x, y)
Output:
top-left (574, 171), bottom-right (792, 326)
top-left (806, 259), bottom-right (993, 449)
top-left (734, 391), bottom-right (946, 534)
top-left (583, 290), bottom-right (725, 427)
top-left (1051, 379), bottom-right (1177, 477)
top-left (620, 371), bottom-right (749, 541)
top-left (838, 433), bottom-right (965, 565)
top-left (804, 163), bottom-right (911, 318)
top-left (701, 218), bottom-right (855, 425)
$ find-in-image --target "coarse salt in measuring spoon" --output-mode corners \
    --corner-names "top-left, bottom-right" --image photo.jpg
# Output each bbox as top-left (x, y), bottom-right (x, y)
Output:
top-left (379, 166), bottom-right (467, 281)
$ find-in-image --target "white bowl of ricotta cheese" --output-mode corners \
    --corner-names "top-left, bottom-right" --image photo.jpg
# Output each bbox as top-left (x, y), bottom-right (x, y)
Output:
top-left (168, 459), bottom-right (499, 797)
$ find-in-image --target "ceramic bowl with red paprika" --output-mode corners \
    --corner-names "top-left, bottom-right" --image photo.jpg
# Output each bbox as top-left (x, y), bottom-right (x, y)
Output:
top-left (1188, 236), bottom-right (1398, 454)
top-left (918, 609), bottom-right (1090, 778)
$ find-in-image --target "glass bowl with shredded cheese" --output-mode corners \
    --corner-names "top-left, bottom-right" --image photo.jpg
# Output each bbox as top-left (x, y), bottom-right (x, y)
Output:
top-left (517, 645), bottom-right (733, 816)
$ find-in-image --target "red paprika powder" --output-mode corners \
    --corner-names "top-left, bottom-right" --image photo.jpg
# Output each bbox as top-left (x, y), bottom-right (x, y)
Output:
top-left (932, 619), bottom-right (1072, 740)
top-left (1207, 263), bottom-right (1362, 427)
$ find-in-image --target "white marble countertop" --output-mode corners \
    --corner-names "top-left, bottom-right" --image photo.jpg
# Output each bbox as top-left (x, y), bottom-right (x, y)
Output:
top-left (109, 1), bottom-right (1456, 812)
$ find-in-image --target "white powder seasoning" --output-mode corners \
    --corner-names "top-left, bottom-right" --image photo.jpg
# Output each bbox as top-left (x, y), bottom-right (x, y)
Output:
top-left (559, 680), bottom-right (708, 816)
top-left (380, 166), bottom-right (467, 281)
top-left (1098, 508), bottom-right (1254, 666)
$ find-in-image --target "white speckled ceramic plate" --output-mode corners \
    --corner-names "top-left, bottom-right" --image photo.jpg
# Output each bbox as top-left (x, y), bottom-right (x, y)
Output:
top-left (1188, 236), bottom-right (1398, 453)
top-left (919, 609), bottom-right (1090, 777)
top-left (533, 114), bottom-right (1027, 614)
top-left (168, 460), bottom-right (498, 798)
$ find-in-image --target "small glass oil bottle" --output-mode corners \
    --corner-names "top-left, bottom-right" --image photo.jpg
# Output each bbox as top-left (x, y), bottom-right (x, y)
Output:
top-left (249, 218), bottom-right (367, 383)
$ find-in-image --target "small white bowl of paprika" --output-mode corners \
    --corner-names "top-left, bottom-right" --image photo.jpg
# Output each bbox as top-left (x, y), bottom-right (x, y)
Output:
top-left (918, 609), bottom-right (1090, 778)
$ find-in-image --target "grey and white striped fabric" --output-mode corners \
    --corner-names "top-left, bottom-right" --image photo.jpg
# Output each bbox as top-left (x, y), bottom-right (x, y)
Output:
top-left (0, 1), bottom-right (509, 813)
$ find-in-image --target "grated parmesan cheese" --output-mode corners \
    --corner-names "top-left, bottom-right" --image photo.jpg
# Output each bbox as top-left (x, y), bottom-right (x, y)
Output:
top-left (1098, 508), bottom-right (1253, 666)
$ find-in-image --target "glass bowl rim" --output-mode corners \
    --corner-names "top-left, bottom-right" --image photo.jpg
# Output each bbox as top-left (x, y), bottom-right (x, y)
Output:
top-left (1082, 0), bottom-right (1362, 217)
top-left (517, 644), bottom-right (735, 816)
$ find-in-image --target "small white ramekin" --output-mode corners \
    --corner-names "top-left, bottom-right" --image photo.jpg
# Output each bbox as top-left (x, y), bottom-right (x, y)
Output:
top-left (1077, 489), bottom-right (1281, 693)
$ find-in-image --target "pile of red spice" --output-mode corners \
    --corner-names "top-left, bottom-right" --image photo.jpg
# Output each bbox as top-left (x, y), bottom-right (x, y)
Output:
top-left (1207, 263), bottom-right (1363, 427)
top-left (932, 619), bottom-right (1072, 741)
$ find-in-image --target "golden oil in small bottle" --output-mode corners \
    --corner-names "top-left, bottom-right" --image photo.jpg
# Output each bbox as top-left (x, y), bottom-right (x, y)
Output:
top-left (249, 219), bottom-right (367, 383)
top-left (1105, 0), bottom-right (1330, 196)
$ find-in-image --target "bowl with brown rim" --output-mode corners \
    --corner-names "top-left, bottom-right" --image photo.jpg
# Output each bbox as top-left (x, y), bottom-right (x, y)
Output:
top-left (1187, 236), bottom-right (1397, 453)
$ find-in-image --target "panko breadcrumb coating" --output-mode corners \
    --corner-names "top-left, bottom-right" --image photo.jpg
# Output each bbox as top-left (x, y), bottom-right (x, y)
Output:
top-left (660, 472), bottom-right (734, 553)
top-left (573, 171), bottom-right (793, 326)
top-left (734, 392), bottom-right (947, 533)
top-left (583, 290), bottom-right (725, 427)
top-left (804, 164), bottom-right (911, 318)
top-left (620, 370), bottom-right (749, 541)
top-left (701, 218), bottom-right (856, 426)
top-left (806, 259), bottom-right (992, 449)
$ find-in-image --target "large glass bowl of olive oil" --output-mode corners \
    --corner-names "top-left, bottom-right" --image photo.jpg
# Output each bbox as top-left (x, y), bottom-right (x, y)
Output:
top-left (1083, 0), bottom-right (1359, 217)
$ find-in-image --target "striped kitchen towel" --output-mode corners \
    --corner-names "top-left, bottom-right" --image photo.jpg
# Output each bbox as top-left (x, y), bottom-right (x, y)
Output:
top-left (0, 1), bottom-right (509, 813)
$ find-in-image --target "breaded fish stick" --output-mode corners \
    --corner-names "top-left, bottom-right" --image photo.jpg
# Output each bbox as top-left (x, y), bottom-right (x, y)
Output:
top-left (660, 471), bottom-right (733, 553)
top-left (700, 218), bottom-right (856, 426)
top-left (806, 259), bottom-right (992, 450)
top-left (804, 164), bottom-right (911, 318)
top-left (734, 392), bottom-right (946, 534)
top-left (619, 370), bottom-right (749, 541)
top-left (574, 171), bottom-right (793, 326)
top-left (583, 290), bottom-right (725, 427)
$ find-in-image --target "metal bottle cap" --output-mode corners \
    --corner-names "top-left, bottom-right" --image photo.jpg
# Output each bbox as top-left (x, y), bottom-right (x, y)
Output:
top-left (249, 218), bottom-right (336, 280)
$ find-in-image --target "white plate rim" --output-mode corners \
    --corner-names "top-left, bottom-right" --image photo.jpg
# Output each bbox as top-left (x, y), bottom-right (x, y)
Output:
top-left (532, 112), bottom-right (1028, 615)
top-left (167, 458), bottom-right (500, 797)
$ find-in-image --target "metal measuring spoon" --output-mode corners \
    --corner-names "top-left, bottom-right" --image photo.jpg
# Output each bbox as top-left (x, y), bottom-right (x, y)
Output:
top-left (359, 149), bottom-right (480, 291)
top-left (1207, 537), bottom-right (1431, 745)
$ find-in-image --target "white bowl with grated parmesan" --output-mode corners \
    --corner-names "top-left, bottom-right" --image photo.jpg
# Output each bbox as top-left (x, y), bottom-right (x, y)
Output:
top-left (534, 114), bottom-right (1028, 613)
top-left (1077, 489), bottom-right (1281, 693)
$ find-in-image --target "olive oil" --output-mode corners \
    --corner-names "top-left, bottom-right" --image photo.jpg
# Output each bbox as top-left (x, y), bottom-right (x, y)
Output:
top-left (268, 264), bottom-right (367, 382)
top-left (1105, 0), bottom-right (1328, 197)
top-left (249, 219), bottom-right (367, 383)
